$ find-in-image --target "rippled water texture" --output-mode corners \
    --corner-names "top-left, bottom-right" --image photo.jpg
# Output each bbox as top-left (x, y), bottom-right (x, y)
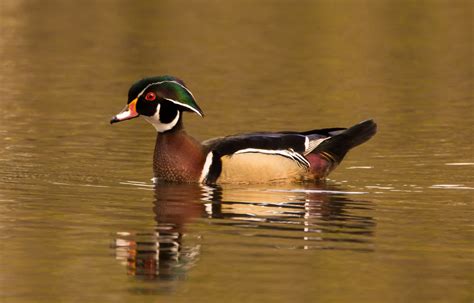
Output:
top-left (0, 1), bottom-right (472, 302)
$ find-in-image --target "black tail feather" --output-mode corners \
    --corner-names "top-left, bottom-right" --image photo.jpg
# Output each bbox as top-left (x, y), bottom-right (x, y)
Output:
top-left (314, 119), bottom-right (377, 163)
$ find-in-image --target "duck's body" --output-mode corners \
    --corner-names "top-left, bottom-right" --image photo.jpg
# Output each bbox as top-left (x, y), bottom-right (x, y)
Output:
top-left (111, 76), bottom-right (377, 184)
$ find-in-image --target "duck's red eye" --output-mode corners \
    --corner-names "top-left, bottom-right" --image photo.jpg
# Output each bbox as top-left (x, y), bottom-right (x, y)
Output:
top-left (145, 92), bottom-right (156, 101)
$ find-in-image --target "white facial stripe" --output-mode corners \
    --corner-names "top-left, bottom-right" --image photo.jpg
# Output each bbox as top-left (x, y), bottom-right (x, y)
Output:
top-left (163, 98), bottom-right (203, 116)
top-left (137, 80), bottom-right (195, 100)
top-left (135, 80), bottom-right (202, 116)
top-left (143, 104), bottom-right (181, 133)
top-left (199, 152), bottom-right (214, 183)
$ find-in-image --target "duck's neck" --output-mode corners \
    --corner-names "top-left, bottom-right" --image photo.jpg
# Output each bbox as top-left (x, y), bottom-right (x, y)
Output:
top-left (153, 124), bottom-right (205, 182)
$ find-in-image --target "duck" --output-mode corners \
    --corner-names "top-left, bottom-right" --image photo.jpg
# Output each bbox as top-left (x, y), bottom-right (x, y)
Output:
top-left (110, 76), bottom-right (377, 184)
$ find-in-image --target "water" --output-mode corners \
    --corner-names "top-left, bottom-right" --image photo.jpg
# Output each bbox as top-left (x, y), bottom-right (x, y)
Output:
top-left (0, 1), bottom-right (472, 302)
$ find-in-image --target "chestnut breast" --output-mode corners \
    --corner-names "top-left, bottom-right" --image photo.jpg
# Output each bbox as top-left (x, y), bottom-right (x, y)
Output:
top-left (153, 130), bottom-right (206, 182)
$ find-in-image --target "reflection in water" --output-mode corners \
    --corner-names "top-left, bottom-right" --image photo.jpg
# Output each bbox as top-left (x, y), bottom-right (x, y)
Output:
top-left (205, 185), bottom-right (375, 251)
top-left (114, 184), bottom-right (204, 280)
top-left (113, 183), bottom-right (375, 280)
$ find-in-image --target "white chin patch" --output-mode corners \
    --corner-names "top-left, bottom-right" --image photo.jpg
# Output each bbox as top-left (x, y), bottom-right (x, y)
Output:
top-left (143, 104), bottom-right (180, 132)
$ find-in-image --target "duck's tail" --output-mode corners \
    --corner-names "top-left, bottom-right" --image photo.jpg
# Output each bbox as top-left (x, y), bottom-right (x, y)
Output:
top-left (305, 120), bottom-right (377, 179)
top-left (314, 119), bottom-right (377, 163)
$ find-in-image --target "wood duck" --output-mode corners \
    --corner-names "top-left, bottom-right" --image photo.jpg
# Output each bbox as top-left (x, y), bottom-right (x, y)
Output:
top-left (110, 76), bottom-right (377, 184)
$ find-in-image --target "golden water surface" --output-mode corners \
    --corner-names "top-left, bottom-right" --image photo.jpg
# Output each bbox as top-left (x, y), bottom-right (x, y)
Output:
top-left (0, 1), bottom-right (472, 302)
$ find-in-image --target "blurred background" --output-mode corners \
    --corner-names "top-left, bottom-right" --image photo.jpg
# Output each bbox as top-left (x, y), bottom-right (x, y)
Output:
top-left (0, 1), bottom-right (472, 302)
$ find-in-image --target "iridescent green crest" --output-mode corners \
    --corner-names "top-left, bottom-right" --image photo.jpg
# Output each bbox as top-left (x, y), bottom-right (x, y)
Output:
top-left (152, 81), bottom-right (204, 116)
top-left (128, 76), bottom-right (204, 116)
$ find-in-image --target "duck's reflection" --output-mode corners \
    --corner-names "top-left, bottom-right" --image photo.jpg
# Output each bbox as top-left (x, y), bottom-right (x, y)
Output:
top-left (114, 183), bottom-right (204, 280)
top-left (114, 182), bottom-right (375, 279)
top-left (203, 184), bottom-right (375, 250)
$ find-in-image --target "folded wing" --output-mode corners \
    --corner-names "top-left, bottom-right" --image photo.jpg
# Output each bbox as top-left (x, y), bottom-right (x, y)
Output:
top-left (200, 128), bottom-right (344, 184)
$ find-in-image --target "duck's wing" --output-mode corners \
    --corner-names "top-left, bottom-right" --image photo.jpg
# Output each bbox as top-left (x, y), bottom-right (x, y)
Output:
top-left (200, 129), bottom-right (343, 184)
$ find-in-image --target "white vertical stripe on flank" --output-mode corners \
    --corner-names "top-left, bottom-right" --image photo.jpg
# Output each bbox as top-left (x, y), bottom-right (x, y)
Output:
top-left (199, 152), bottom-right (214, 183)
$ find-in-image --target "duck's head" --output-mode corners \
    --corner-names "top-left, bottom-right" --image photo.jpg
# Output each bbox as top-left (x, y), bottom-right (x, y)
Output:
top-left (110, 76), bottom-right (203, 132)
